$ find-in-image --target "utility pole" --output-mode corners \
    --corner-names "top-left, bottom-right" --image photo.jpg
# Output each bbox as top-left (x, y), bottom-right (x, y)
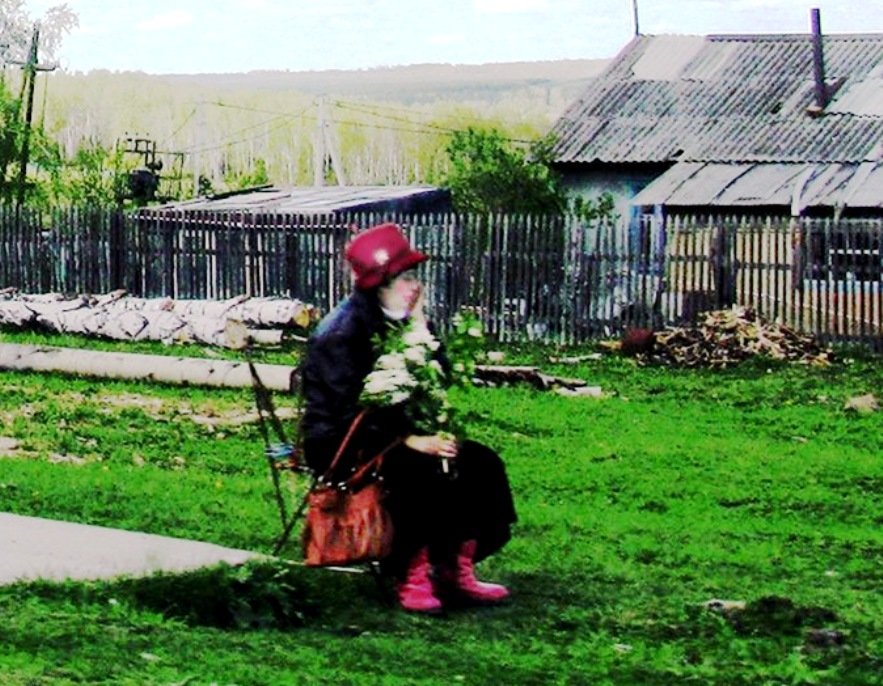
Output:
top-left (324, 104), bottom-right (347, 186)
top-left (313, 97), bottom-right (326, 186)
top-left (14, 23), bottom-right (55, 209)
top-left (313, 96), bottom-right (347, 187)
top-left (193, 101), bottom-right (203, 195)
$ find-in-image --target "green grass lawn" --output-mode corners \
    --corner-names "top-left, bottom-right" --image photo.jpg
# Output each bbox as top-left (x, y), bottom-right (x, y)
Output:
top-left (0, 334), bottom-right (881, 685)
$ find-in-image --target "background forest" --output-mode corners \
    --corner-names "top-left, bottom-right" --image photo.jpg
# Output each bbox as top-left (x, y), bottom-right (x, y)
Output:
top-left (3, 56), bottom-right (605, 205)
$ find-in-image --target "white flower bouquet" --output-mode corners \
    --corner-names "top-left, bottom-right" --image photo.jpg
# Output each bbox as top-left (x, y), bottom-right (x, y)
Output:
top-left (358, 310), bottom-right (485, 438)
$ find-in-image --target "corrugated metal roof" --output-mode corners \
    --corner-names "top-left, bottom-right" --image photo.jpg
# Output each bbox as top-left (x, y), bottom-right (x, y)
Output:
top-left (845, 163), bottom-right (883, 206)
top-left (829, 78), bottom-right (883, 115)
top-left (150, 185), bottom-right (450, 214)
top-left (552, 33), bottom-right (883, 165)
top-left (631, 35), bottom-right (706, 80)
top-left (632, 161), bottom-right (883, 209)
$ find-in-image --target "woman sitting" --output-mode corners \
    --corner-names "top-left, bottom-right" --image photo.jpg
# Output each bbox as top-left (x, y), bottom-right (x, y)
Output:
top-left (301, 222), bottom-right (517, 613)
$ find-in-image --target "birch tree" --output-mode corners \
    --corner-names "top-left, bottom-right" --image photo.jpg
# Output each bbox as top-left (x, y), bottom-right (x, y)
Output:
top-left (0, 0), bottom-right (77, 202)
top-left (0, 0), bottom-right (78, 66)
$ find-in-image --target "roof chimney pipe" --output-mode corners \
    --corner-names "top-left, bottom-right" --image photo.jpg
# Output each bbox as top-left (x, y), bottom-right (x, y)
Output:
top-left (810, 8), bottom-right (828, 113)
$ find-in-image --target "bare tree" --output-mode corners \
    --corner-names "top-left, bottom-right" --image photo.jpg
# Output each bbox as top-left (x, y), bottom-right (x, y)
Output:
top-left (0, 0), bottom-right (78, 67)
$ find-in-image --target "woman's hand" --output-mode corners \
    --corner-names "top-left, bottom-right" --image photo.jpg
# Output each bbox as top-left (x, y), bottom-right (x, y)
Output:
top-left (408, 285), bottom-right (427, 325)
top-left (405, 433), bottom-right (458, 459)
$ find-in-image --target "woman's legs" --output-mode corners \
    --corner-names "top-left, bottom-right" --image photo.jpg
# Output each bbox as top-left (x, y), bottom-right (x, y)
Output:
top-left (380, 446), bottom-right (457, 578)
top-left (381, 440), bottom-right (516, 607)
top-left (446, 440), bottom-right (517, 562)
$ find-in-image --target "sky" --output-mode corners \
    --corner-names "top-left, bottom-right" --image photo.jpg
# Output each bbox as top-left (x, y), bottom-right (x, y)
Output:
top-left (19, 0), bottom-right (883, 75)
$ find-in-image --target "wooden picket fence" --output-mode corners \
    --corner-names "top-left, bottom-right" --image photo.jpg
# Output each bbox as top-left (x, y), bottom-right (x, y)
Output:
top-left (1, 206), bottom-right (881, 349)
top-left (659, 213), bottom-right (883, 349)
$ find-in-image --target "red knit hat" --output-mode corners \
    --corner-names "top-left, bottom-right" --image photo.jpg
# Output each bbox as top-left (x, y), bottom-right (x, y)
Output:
top-left (345, 223), bottom-right (428, 290)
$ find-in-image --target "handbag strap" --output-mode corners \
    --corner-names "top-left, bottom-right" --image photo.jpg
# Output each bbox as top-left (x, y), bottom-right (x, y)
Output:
top-left (319, 409), bottom-right (368, 482)
top-left (344, 435), bottom-right (400, 489)
top-left (318, 410), bottom-right (401, 488)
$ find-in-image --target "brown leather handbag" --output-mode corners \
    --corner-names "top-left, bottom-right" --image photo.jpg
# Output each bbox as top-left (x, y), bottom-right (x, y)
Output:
top-left (302, 411), bottom-right (397, 567)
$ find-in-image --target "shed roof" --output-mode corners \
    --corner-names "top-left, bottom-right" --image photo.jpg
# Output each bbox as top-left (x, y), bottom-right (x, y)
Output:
top-left (150, 185), bottom-right (450, 214)
top-left (632, 161), bottom-right (883, 210)
top-left (551, 33), bottom-right (883, 165)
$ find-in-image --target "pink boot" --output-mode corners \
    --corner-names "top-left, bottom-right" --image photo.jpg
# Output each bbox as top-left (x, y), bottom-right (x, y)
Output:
top-left (396, 547), bottom-right (443, 614)
top-left (451, 539), bottom-right (509, 604)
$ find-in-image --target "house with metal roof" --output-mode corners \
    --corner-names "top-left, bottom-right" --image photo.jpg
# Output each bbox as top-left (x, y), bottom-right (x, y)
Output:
top-left (549, 20), bottom-right (883, 335)
top-left (549, 26), bottom-right (883, 219)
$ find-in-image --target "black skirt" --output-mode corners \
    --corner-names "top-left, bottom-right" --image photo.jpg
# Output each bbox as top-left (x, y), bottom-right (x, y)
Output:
top-left (304, 436), bottom-right (517, 578)
top-left (378, 439), bottom-right (516, 577)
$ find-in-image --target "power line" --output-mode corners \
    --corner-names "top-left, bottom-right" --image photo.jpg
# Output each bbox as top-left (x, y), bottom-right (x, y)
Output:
top-left (177, 103), bottom-right (315, 153)
top-left (332, 101), bottom-right (460, 135)
top-left (199, 100), bottom-right (316, 119)
top-left (169, 96), bottom-right (540, 160)
top-left (161, 106), bottom-right (198, 144)
top-left (182, 117), bottom-right (295, 155)
top-left (330, 99), bottom-right (537, 144)
top-left (330, 98), bottom-right (452, 121)
top-left (177, 106), bottom-right (437, 156)
top-left (203, 96), bottom-right (536, 144)
top-left (326, 115), bottom-right (454, 138)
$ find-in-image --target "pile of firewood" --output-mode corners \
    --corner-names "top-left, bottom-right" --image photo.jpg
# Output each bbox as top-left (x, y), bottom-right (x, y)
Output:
top-left (0, 289), bottom-right (320, 348)
top-left (620, 306), bottom-right (834, 368)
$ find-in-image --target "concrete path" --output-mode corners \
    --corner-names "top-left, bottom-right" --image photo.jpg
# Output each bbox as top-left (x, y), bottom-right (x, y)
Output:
top-left (0, 512), bottom-right (263, 586)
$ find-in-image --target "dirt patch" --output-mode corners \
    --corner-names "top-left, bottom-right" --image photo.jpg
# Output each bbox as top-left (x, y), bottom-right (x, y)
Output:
top-left (0, 436), bottom-right (21, 458)
top-left (1, 390), bottom-right (299, 430)
top-left (97, 392), bottom-right (168, 416)
top-left (96, 392), bottom-right (299, 428)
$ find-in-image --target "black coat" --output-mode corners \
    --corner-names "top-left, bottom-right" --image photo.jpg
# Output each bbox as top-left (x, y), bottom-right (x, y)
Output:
top-left (301, 288), bottom-right (412, 471)
top-left (302, 288), bottom-right (383, 442)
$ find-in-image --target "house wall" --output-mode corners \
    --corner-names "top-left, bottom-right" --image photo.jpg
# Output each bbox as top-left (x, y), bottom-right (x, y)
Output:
top-left (556, 163), bottom-right (669, 223)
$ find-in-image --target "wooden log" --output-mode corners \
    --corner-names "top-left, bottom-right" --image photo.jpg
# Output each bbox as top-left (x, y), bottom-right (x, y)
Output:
top-left (0, 293), bottom-right (318, 347)
top-left (244, 329), bottom-right (285, 346)
top-left (0, 301), bottom-right (36, 327)
top-left (474, 364), bottom-right (588, 390)
top-left (0, 343), bottom-right (298, 392)
top-left (547, 353), bottom-right (603, 364)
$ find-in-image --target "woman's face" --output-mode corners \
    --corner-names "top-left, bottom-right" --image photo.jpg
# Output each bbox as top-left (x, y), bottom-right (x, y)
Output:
top-left (378, 270), bottom-right (421, 317)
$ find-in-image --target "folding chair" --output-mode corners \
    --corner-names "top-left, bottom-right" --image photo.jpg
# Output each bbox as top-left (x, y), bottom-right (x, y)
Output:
top-left (248, 361), bottom-right (390, 594)
top-left (248, 360), bottom-right (313, 555)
